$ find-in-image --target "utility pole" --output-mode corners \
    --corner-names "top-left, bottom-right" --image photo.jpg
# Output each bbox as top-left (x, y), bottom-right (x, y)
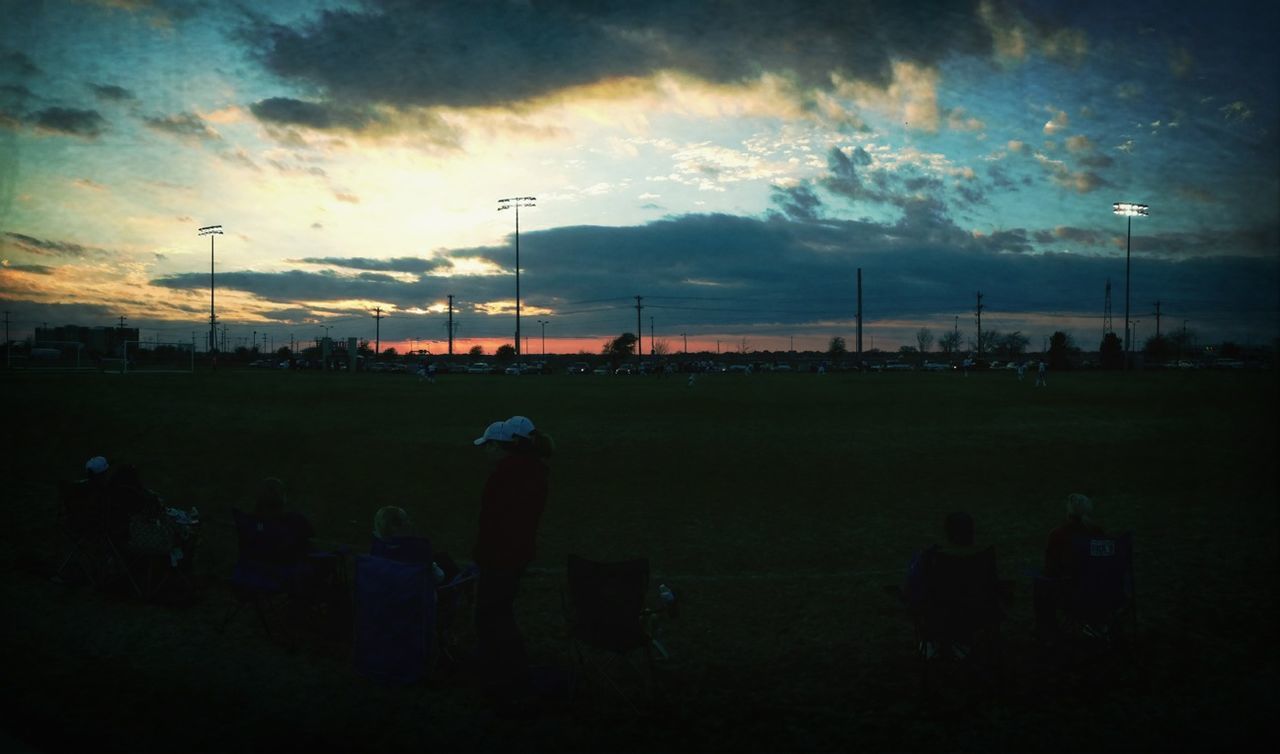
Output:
top-left (373, 307), bottom-right (383, 357)
top-left (975, 291), bottom-right (985, 357)
top-left (1104, 279), bottom-right (1113, 342)
top-left (635, 295), bottom-right (644, 364)
top-left (497, 196), bottom-right (536, 359)
top-left (1153, 300), bottom-right (1162, 339)
top-left (856, 268), bottom-right (863, 363)
top-left (649, 316), bottom-right (655, 355)
top-left (118, 315), bottom-right (127, 329)
top-left (447, 295), bottom-right (455, 356)
top-left (681, 332), bottom-right (687, 354)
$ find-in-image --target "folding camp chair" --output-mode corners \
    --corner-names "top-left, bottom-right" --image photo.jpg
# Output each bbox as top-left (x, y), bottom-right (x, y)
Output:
top-left (369, 536), bottom-right (479, 663)
top-left (564, 554), bottom-right (666, 713)
top-left (915, 546), bottom-right (1004, 696)
top-left (1061, 532), bottom-right (1136, 653)
top-left (352, 554), bottom-right (435, 685)
top-left (220, 508), bottom-right (343, 641)
top-left (53, 480), bottom-right (115, 587)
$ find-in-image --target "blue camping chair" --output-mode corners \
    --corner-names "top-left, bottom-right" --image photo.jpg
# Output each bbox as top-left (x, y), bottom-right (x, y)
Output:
top-left (353, 554), bottom-right (435, 685)
top-left (370, 536), bottom-right (478, 663)
top-left (220, 508), bottom-right (343, 640)
top-left (1062, 531), bottom-right (1136, 645)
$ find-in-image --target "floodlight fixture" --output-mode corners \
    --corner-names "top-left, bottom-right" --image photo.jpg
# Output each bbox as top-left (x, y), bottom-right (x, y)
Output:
top-left (1112, 201), bottom-right (1149, 370)
top-left (497, 196), bottom-right (537, 358)
top-left (1112, 202), bottom-right (1148, 217)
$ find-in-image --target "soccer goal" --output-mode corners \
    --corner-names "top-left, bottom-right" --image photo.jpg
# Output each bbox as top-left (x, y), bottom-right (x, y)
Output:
top-left (114, 341), bottom-right (196, 374)
top-left (18, 341), bottom-right (95, 371)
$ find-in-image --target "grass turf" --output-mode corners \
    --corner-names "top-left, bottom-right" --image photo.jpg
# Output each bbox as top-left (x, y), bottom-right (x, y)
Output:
top-left (2, 367), bottom-right (1277, 751)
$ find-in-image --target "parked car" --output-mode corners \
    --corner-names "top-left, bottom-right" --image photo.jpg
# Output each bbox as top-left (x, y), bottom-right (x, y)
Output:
top-left (615, 364), bottom-right (635, 375)
top-left (592, 366), bottom-right (610, 375)
top-left (567, 361), bottom-right (591, 374)
top-left (921, 361), bottom-right (948, 372)
top-left (466, 362), bottom-right (491, 374)
top-left (727, 364), bottom-right (752, 374)
top-left (884, 361), bottom-right (912, 371)
top-left (503, 363), bottom-right (524, 375)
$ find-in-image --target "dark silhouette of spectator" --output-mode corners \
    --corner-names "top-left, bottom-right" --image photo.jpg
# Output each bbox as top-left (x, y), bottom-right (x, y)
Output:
top-left (253, 477), bottom-right (344, 599)
top-left (472, 415), bottom-right (553, 701)
top-left (372, 505), bottom-right (459, 584)
top-left (1034, 493), bottom-right (1104, 641)
top-left (903, 511), bottom-right (981, 614)
top-left (105, 463), bottom-right (164, 545)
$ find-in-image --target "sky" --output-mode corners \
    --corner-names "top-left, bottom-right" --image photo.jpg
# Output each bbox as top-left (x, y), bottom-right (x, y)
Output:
top-left (1, 0), bottom-right (1277, 357)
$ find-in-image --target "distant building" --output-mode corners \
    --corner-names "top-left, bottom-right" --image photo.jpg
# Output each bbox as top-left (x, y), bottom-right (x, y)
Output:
top-left (34, 325), bottom-right (139, 356)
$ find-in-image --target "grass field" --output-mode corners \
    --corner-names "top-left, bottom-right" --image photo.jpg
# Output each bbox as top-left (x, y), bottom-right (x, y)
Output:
top-left (2, 367), bottom-right (1277, 751)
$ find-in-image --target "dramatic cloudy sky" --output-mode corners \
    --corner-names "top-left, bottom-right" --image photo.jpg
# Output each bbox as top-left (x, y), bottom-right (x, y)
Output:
top-left (1, 0), bottom-right (1277, 354)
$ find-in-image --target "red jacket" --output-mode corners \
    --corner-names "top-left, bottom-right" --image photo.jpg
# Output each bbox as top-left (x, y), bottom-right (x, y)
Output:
top-left (1044, 518), bottom-right (1104, 579)
top-left (473, 452), bottom-right (549, 570)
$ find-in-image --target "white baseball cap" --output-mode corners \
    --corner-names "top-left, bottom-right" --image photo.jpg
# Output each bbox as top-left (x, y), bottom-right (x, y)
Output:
top-left (473, 421), bottom-right (512, 446)
top-left (504, 415), bottom-right (536, 439)
top-left (85, 456), bottom-right (109, 475)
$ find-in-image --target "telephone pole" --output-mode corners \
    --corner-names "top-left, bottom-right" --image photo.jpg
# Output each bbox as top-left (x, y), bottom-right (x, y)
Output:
top-left (118, 315), bottom-right (127, 329)
top-left (1153, 300), bottom-right (1162, 339)
top-left (447, 295), bottom-right (455, 356)
top-left (635, 295), bottom-right (644, 364)
top-left (975, 291), bottom-right (984, 357)
top-left (856, 268), bottom-right (863, 362)
top-left (373, 307), bottom-right (383, 357)
top-left (649, 316), bottom-right (655, 355)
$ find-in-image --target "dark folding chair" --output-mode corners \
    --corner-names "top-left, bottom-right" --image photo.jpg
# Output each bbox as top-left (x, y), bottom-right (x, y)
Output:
top-left (369, 536), bottom-right (478, 663)
top-left (219, 508), bottom-right (340, 641)
top-left (352, 554), bottom-right (436, 685)
top-left (1061, 532), bottom-right (1136, 650)
top-left (564, 554), bottom-right (665, 713)
top-left (53, 480), bottom-right (115, 587)
top-left (916, 546), bottom-right (1004, 696)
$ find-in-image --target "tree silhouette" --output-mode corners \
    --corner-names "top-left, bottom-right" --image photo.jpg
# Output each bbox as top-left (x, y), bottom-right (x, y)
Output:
top-left (495, 344), bottom-right (516, 362)
top-left (828, 336), bottom-right (847, 364)
top-left (468, 345), bottom-right (484, 358)
top-left (603, 333), bottom-right (637, 366)
top-left (1048, 331), bottom-right (1076, 370)
top-left (1099, 332), bottom-right (1123, 369)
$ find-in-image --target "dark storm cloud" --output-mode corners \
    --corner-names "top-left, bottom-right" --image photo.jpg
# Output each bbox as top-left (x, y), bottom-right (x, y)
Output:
top-left (241, 0), bottom-right (999, 111)
top-left (150, 269), bottom-right (445, 303)
top-left (143, 112), bottom-right (219, 141)
top-left (2, 232), bottom-right (95, 258)
top-left (31, 107), bottom-right (105, 138)
top-left (770, 184), bottom-right (824, 221)
top-left (294, 256), bottom-right (452, 274)
top-left (0, 51), bottom-right (40, 78)
top-left (249, 97), bottom-right (377, 130)
top-left (0, 83), bottom-right (33, 105)
top-left (90, 83), bottom-right (135, 102)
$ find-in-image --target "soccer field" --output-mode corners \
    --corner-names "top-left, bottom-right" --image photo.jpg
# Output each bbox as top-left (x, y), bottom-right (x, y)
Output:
top-left (2, 367), bottom-right (1277, 750)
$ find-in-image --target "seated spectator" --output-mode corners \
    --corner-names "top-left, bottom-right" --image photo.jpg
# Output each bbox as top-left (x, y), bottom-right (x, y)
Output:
top-left (902, 511), bottom-right (983, 614)
top-left (105, 463), bottom-right (165, 544)
top-left (252, 477), bottom-right (342, 594)
top-left (1034, 493), bottom-right (1105, 641)
top-left (371, 505), bottom-right (459, 585)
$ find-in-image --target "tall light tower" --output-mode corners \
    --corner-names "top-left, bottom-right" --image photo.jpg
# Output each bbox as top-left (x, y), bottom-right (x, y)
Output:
top-left (1113, 202), bottom-right (1149, 370)
top-left (199, 224), bottom-right (223, 367)
top-left (537, 319), bottom-right (549, 356)
top-left (497, 196), bottom-right (536, 358)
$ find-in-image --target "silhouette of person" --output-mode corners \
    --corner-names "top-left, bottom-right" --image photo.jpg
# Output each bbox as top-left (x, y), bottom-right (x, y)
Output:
top-left (903, 511), bottom-right (981, 614)
top-left (472, 415), bottom-right (552, 701)
top-left (372, 505), bottom-right (455, 584)
top-left (1034, 493), bottom-right (1104, 641)
top-left (1036, 360), bottom-right (1047, 387)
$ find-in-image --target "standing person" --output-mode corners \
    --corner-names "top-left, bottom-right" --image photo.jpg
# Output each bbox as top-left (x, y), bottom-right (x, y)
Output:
top-left (1036, 360), bottom-right (1047, 387)
top-left (472, 415), bottom-right (552, 703)
top-left (1017, 362), bottom-right (1026, 382)
top-left (1034, 493), bottom-right (1104, 642)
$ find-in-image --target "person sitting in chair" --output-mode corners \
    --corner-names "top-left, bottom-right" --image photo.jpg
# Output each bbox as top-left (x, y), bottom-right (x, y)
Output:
top-left (253, 477), bottom-right (342, 596)
top-left (903, 511), bottom-right (982, 615)
top-left (1034, 493), bottom-right (1105, 642)
top-left (371, 505), bottom-right (459, 585)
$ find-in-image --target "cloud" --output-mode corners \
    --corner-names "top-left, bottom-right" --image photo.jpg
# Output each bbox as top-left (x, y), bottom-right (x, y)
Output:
top-left (333, 192), bottom-right (359, 204)
top-left (1220, 101), bottom-right (1253, 121)
top-left (293, 256), bottom-right (452, 274)
top-left (0, 51), bottom-right (40, 78)
top-left (2, 231), bottom-right (96, 258)
top-left (770, 183), bottom-right (824, 221)
top-left (143, 111), bottom-right (220, 141)
top-left (248, 97), bottom-right (376, 131)
top-left (31, 107), bottom-right (106, 138)
top-left (90, 83), bottom-right (135, 102)
top-left (2, 262), bottom-right (54, 275)
top-left (1034, 153), bottom-right (1109, 194)
top-left (72, 178), bottom-right (107, 191)
top-left (240, 0), bottom-right (1007, 115)
top-left (1043, 109), bottom-right (1069, 135)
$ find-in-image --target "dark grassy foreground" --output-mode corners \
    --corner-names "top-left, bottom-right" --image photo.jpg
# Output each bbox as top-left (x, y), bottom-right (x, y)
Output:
top-left (2, 367), bottom-right (1277, 752)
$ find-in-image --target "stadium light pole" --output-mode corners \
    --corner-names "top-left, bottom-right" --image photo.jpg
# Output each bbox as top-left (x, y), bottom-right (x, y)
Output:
top-left (497, 196), bottom-right (536, 359)
top-left (537, 319), bottom-right (548, 356)
top-left (1113, 202), bottom-right (1148, 370)
top-left (198, 224), bottom-right (223, 369)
